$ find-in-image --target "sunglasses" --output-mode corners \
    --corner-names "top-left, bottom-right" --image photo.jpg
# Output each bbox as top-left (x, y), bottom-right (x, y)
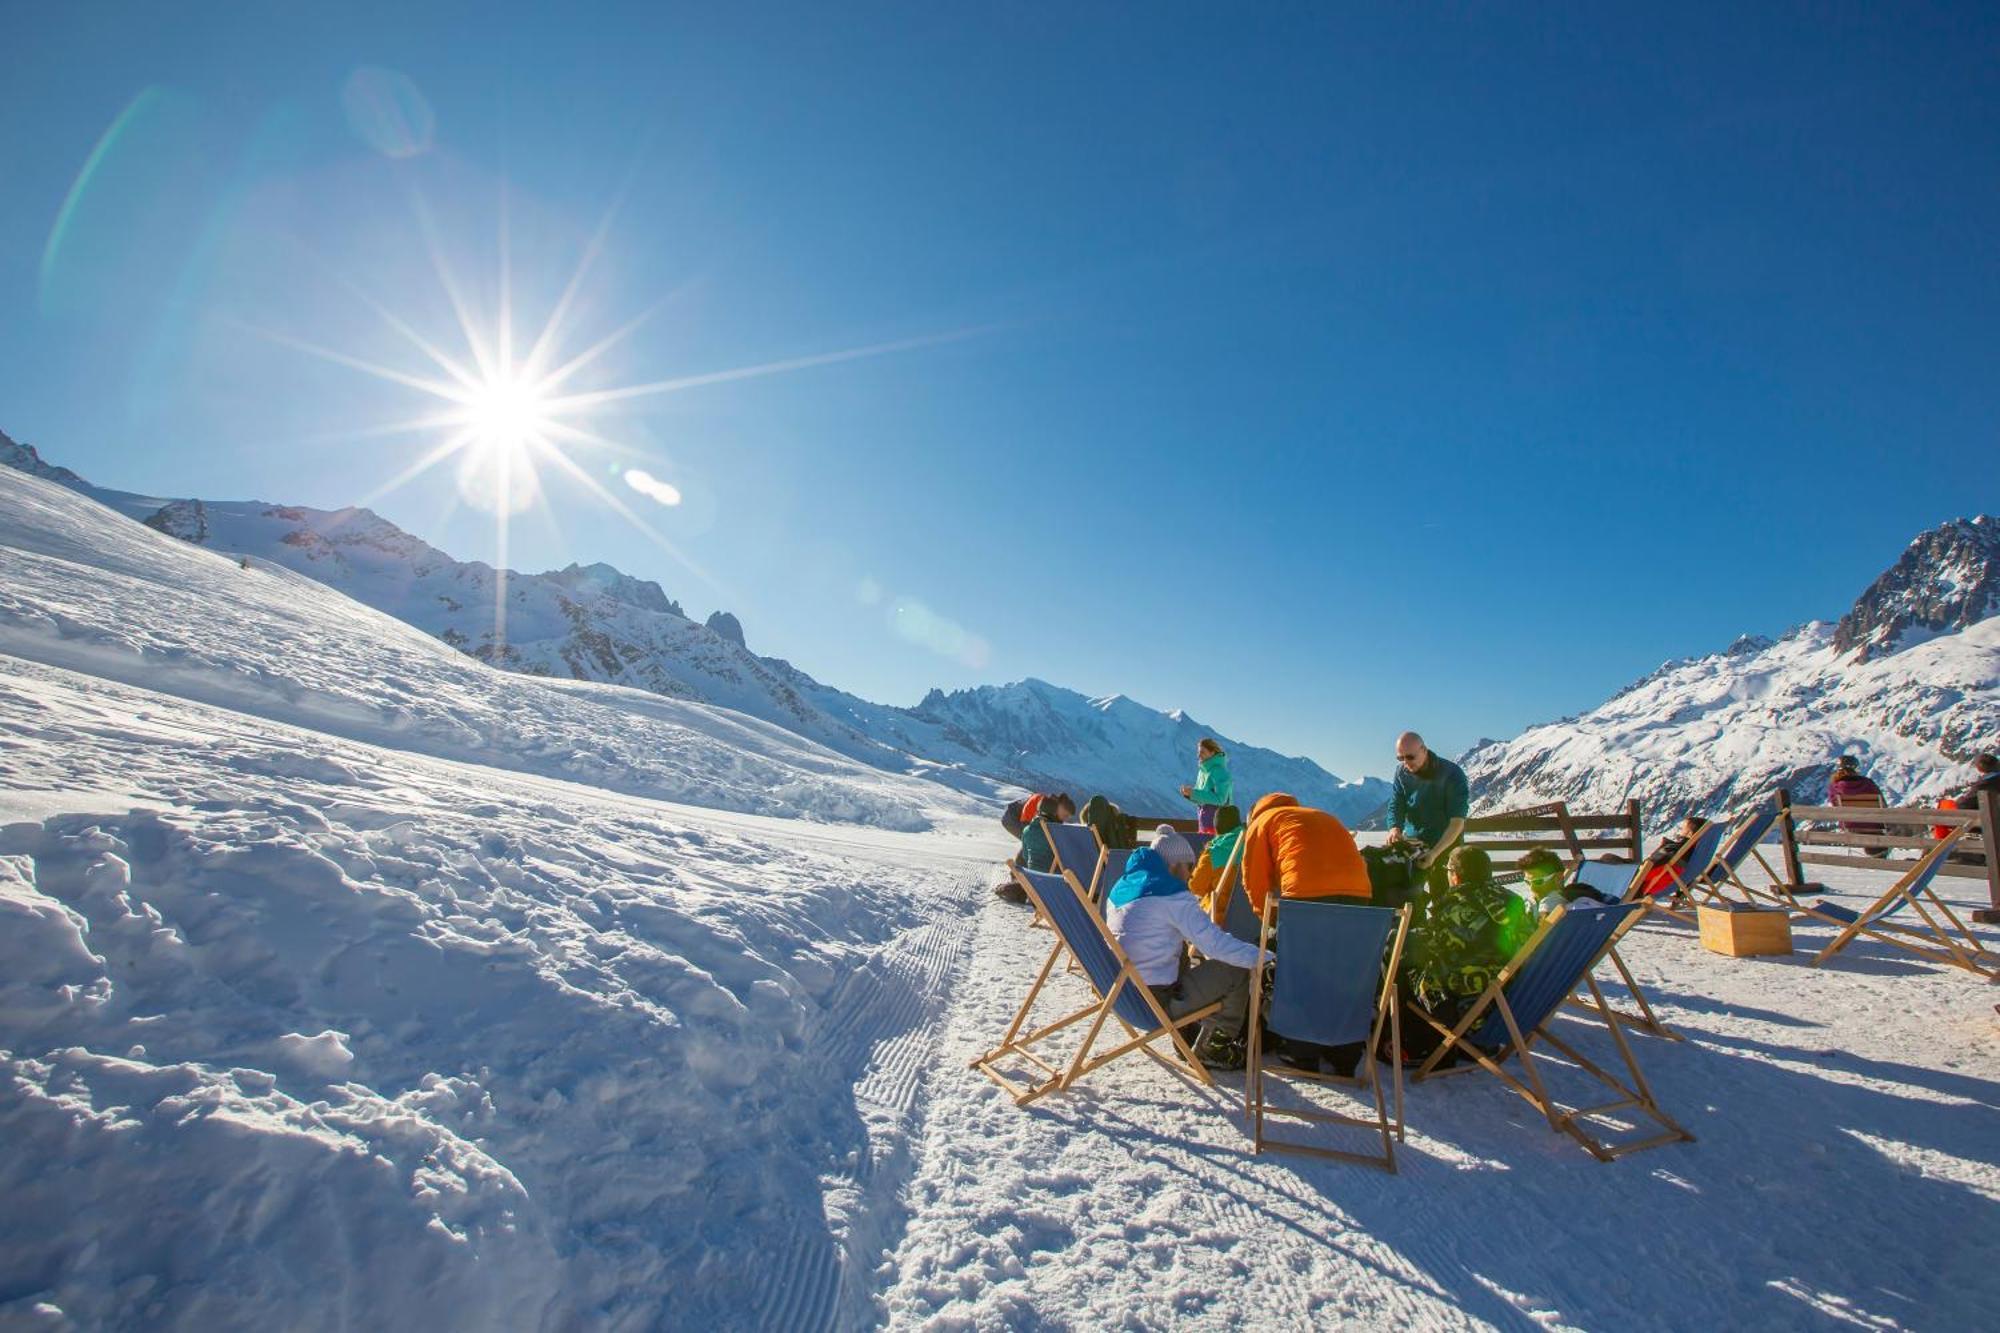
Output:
top-left (1396, 752), bottom-right (1422, 763)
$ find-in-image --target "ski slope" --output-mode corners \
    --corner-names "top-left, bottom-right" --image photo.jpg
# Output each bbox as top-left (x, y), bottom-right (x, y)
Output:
top-left (3, 462), bottom-right (1999, 1330)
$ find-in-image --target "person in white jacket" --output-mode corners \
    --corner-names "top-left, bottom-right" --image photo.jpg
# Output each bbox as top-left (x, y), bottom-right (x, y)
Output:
top-left (1103, 827), bottom-right (1264, 1068)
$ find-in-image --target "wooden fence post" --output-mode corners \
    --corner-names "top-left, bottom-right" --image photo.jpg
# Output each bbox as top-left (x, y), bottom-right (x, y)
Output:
top-left (1977, 798), bottom-right (2000, 925)
top-left (1625, 799), bottom-right (1643, 862)
top-left (1775, 789), bottom-right (1805, 889)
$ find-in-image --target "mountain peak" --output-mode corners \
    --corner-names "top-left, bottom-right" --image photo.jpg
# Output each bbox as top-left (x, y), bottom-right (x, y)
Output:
top-left (705, 610), bottom-right (745, 648)
top-left (545, 562), bottom-right (683, 618)
top-left (1833, 515), bottom-right (2000, 662)
top-left (0, 430), bottom-right (85, 487)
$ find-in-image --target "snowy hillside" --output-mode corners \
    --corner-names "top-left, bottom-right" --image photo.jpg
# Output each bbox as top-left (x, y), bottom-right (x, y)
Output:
top-left (1462, 516), bottom-right (2000, 826)
top-left (1, 430), bottom-right (1385, 818)
top-left (0, 463), bottom-right (984, 830)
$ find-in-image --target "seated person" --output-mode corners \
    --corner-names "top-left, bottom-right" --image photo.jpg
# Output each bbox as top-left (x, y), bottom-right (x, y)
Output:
top-left (995, 792), bottom-right (1076, 903)
top-left (1103, 828), bottom-right (1264, 1069)
top-left (1015, 792), bottom-right (1076, 874)
top-left (1517, 848), bottom-right (1616, 919)
top-left (1399, 847), bottom-right (1533, 1066)
top-left (1637, 815), bottom-right (1711, 901)
top-left (1828, 755), bottom-right (1889, 856)
top-left (1220, 793), bottom-right (1371, 925)
top-left (1189, 803), bottom-right (1243, 921)
top-left (1078, 793), bottom-right (1139, 853)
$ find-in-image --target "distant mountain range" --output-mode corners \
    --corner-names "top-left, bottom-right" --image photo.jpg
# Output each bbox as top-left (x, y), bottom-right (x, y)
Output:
top-left (0, 429), bottom-right (1390, 822)
top-left (1459, 515), bottom-right (2000, 828)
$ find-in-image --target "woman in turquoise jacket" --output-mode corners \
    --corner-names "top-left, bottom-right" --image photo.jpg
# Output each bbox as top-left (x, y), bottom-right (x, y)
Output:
top-left (1180, 738), bottom-right (1233, 834)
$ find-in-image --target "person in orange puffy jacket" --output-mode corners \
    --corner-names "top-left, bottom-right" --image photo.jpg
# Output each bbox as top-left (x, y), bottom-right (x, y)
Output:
top-left (1229, 792), bottom-right (1372, 920)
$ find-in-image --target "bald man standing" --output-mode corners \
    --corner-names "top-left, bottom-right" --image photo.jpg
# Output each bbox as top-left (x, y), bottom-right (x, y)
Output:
top-left (1385, 731), bottom-right (1469, 848)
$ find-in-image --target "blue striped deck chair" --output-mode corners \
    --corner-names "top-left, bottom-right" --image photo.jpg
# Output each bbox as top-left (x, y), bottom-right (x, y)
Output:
top-left (1244, 898), bottom-right (1412, 1171)
top-left (1700, 797), bottom-right (1794, 907)
top-left (1412, 901), bottom-right (1694, 1161)
top-left (1551, 861), bottom-right (1681, 1042)
top-left (1571, 859), bottom-right (1640, 901)
top-left (970, 866), bottom-right (1221, 1105)
top-left (1045, 820), bottom-right (1111, 898)
top-left (1802, 828), bottom-right (1999, 978)
top-left (1637, 818), bottom-right (1731, 924)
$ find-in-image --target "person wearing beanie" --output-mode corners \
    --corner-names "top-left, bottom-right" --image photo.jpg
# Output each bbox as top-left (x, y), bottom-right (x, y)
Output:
top-left (1827, 755), bottom-right (1888, 855)
top-left (1102, 825), bottom-right (1264, 1069)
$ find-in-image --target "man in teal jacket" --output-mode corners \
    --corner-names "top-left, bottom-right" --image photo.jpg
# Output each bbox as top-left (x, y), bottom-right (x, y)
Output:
top-left (1386, 731), bottom-right (1469, 848)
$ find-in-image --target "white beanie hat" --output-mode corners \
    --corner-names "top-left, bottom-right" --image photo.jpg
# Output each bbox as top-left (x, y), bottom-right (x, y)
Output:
top-left (1152, 825), bottom-right (1196, 868)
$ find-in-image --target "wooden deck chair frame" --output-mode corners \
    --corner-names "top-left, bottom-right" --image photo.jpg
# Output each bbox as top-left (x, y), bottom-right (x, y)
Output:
top-left (1801, 827), bottom-right (1999, 978)
top-left (1696, 797), bottom-right (1798, 910)
top-left (1411, 904), bottom-right (1695, 1162)
top-left (1549, 821), bottom-right (1679, 1041)
top-left (971, 865), bottom-right (1222, 1106)
top-left (1243, 896), bottom-right (1412, 1172)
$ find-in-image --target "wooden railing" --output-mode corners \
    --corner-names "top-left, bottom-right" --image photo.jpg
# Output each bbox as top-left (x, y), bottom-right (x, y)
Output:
top-left (1774, 789), bottom-right (2000, 922)
top-left (1436, 799), bottom-right (1645, 879)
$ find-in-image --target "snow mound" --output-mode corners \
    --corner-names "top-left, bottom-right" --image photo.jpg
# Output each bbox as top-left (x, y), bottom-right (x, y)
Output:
top-left (0, 652), bottom-right (1000, 1326)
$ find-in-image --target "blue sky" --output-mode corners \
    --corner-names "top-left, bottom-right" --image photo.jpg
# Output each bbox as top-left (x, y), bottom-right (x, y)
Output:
top-left (3, 4), bottom-right (1996, 782)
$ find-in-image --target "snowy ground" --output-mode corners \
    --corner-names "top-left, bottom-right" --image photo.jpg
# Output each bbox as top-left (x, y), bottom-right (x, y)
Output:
top-left (884, 862), bottom-right (2000, 1331)
top-left (0, 651), bottom-right (999, 1329)
top-left (4, 462), bottom-right (1999, 1330)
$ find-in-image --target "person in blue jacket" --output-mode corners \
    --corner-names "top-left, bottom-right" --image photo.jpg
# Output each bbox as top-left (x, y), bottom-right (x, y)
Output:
top-left (1386, 731), bottom-right (1469, 849)
top-left (1104, 827), bottom-right (1263, 1069)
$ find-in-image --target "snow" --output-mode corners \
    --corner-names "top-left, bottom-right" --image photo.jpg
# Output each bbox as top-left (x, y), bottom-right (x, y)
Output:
top-left (3, 460), bottom-right (1999, 1329)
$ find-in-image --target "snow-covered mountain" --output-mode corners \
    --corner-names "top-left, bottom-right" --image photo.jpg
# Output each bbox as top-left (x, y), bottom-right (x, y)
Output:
top-left (1, 430), bottom-right (1385, 817)
top-left (1461, 516), bottom-right (2000, 827)
top-left (793, 675), bottom-right (1390, 823)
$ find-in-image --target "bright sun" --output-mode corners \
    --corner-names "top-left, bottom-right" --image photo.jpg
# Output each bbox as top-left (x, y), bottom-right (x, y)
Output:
top-left (461, 374), bottom-right (552, 455)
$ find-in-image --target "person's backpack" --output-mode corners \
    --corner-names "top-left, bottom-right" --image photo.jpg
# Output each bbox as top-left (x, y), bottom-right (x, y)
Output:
top-left (1361, 842), bottom-right (1423, 908)
top-left (1001, 797), bottom-right (1030, 840)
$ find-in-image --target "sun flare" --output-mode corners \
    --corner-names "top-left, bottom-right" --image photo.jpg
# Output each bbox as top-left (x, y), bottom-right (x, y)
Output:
top-left (460, 374), bottom-right (552, 455)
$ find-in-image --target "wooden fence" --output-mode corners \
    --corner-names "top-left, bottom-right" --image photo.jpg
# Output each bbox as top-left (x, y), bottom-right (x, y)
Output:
top-left (1774, 789), bottom-right (2000, 923)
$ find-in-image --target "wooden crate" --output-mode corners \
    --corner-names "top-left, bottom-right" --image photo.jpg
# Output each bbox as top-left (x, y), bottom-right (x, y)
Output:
top-left (1697, 902), bottom-right (1793, 958)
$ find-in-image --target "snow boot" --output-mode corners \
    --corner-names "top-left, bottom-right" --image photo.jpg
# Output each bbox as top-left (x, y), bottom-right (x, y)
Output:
top-left (1194, 1031), bottom-right (1245, 1072)
top-left (993, 880), bottom-right (1029, 904)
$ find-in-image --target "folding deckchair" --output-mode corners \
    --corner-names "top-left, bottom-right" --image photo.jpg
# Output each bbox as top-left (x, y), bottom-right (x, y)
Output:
top-left (1546, 861), bottom-right (1682, 1041)
top-left (1634, 818), bottom-right (1731, 923)
top-left (1698, 797), bottom-right (1794, 907)
top-left (1571, 859), bottom-right (1640, 901)
top-left (1245, 897), bottom-right (1411, 1170)
top-left (971, 866), bottom-right (1221, 1105)
top-left (1803, 828), bottom-right (2000, 979)
top-left (1045, 820), bottom-right (1110, 896)
top-left (1411, 902), bottom-right (1695, 1161)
